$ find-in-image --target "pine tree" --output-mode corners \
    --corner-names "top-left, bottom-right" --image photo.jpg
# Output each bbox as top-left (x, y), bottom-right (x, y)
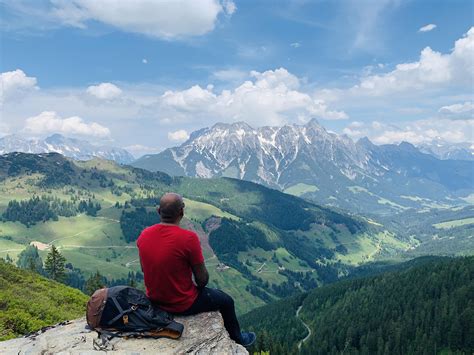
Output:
top-left (85, 271), bottom-right (106, 295)
top-left (17, 245), bottom-right (43, 274)
top-left (5, 254), bottom-right (13, 264)
top-left (44, 245), bottom-right (66, 282)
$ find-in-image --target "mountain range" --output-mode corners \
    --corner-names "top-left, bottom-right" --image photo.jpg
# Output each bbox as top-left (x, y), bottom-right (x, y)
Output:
top-left (132, 120), bottom-right (474, 215)
top-left (0, 134), bottom-right (134, 164)
top-left (418, 139), bottom-right (473, 161)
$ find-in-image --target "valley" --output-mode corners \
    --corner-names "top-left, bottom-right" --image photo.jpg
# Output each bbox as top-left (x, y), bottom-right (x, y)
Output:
top-left (0, 152), bottom-right (419, 315)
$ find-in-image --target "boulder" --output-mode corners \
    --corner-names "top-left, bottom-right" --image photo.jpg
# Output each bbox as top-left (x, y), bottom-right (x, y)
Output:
top-left (0, 312), bottom-right (248, 354)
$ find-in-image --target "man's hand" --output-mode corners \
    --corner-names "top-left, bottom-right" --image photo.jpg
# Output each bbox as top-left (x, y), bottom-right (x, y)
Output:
top-left (191, 262), bottom-right (209, 289)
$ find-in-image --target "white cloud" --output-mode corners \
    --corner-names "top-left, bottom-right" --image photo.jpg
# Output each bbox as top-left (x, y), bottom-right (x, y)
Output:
top-left (142, 58), bottom-right (148, 64)
top-left (419, 24), bottom-right (437, 32)
top-left (347, 0), bottom-right (400, 52)
top-left (341, 27), bottom-right (474, 97)
top-left (290, 42), bottom-right (301, 48)
top-left (50, 0), bottom-right (232, 39)
top-left (86, 83), bottom-right (122, 100)
top-left (23, 111), bottom-right (111, 138)
top-left (0, 69), bottom-right (38, 103)
top-left (158, 68), bottom-right (348, 127)
top-left (439, 101), bottom-right (474, 119)
top-left (343, 118), bottom-right (473, 145)
top-left (222, 0), bottom-right (236, 15)
top-left (168, 129), bottom-right (190, 142)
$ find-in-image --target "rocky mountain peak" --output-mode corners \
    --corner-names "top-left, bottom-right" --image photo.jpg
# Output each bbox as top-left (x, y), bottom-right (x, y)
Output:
top-left (0, 134), bottom-right (134, 164)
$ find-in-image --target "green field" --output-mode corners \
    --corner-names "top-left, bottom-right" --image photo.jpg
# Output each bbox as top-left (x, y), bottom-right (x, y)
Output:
top-left (433, 217), bottom-right (474, 229)
top-left (183, 198), bottom-right (240, 222)
top-left (284, 183), bottom-right (319, 197)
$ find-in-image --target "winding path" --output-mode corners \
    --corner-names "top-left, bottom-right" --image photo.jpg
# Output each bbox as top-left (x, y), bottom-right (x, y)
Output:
top-left (296, 305), bottom-right (311, 351)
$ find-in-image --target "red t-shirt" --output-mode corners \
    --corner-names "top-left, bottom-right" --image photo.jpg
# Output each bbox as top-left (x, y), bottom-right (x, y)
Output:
top-left (136, 224), bottom-right (204, 313)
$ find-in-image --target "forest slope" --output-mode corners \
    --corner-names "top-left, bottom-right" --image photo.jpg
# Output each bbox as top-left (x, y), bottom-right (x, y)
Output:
top-left (241, 256), bottom-right (474, 354)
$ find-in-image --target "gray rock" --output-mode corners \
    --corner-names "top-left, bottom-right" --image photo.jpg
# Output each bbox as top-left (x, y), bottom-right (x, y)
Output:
top-left (0, 312), bottom-right (248, 355)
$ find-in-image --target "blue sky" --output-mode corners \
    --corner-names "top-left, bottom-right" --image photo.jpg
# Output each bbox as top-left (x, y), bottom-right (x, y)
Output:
top-left (1, 0), bottom-right (473, 156)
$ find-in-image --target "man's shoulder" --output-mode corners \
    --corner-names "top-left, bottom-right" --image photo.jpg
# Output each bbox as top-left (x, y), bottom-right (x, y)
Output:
top-left (137, 224), bottom-right (160, 244)
top-left (177, 226), bottom-right (198, 238)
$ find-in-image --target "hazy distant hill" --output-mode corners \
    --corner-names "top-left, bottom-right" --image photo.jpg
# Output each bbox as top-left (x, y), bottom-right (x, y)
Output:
top-left (132, 120), bottom-right (474, 215)
top-left (0, 152), bottom-right (410, 314)
top-left (241, 256), bottom-right (474, 354)
top-left (0, 260), bottom-right (87, 340)
top-left (418, 138), bottom-right (473, 161)
top-left (0, 134), bottom-right (134, 164)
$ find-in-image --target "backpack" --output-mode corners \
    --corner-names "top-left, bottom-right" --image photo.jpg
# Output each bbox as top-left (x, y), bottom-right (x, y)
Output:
top-left (86, 286), bottom-right (184, 341)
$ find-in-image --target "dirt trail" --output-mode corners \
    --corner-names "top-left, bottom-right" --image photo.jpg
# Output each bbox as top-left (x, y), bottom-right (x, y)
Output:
top-left (296, 305), bottom-right (311, 351)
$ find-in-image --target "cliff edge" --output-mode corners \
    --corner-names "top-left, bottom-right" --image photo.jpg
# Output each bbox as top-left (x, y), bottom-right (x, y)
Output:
top-left (0, 311), bottom-right (248, 354)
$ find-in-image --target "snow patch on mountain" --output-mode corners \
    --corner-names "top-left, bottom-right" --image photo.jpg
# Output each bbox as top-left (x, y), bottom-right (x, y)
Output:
top-left (0, 134), bottom-right (134, 164)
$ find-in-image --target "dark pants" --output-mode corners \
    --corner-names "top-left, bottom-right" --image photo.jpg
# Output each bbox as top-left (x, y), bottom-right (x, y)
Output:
top-left (175, 287), bottom-right (242, 344)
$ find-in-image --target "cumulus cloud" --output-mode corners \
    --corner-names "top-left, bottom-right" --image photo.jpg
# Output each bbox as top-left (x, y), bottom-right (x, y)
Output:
top-left (168, 129), bottom-right (190, 142)
top-left (86, 83), bottom-right (122, 100)
top-left (158, 68), bottom-right (347, 127)
top-left (331, 27), bottom-right (474, 98)
top-left (439, 101), bottom-right (474, 119)
top-left (419, 24), bottom-right (437, 32)
top-left (50, 0), bottom-right (233, 39)
top-left (0, 69), bottom-right (38, 103)
top-left (290, 42), bottom-right (301, 48)
top-left (343, 118), bottom-right (473, 145)
top-left (23, 111), bottom-right (111, 138)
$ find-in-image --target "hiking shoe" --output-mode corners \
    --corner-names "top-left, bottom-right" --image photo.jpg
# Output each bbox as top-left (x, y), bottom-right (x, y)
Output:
top-left (240, 332), bottom-right (256, 347)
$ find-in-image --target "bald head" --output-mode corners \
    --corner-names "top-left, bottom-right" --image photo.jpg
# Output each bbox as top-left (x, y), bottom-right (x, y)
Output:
top-left (158, 193), bottom-right (185, 223)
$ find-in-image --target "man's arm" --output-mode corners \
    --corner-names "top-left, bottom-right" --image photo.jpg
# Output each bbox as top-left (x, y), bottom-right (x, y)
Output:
top-left (191, 262), bottom-right (209, 289)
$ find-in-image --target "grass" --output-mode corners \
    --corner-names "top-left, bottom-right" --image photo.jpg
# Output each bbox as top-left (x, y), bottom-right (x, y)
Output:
top-left (50, 249), bottom-right (140, 279)
top-left (183, 198), bottom-right (240, 222)
top-left (433, 217), bottom-right (474, 229)
top-left (347, 186), bottom-right (370, 194)
top-left (284, 183), bottom-right (319, 196)
top-left (461, 193), bottom-right (474, 204)
top-left (0, 260), bottom-right (88, 340)
top-left (208, 265), bottom-right (265, 314)
top-left (377, 198), bottom-right (409, 211)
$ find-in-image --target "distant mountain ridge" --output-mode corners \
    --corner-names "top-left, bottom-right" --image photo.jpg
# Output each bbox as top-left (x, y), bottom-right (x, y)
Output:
top-left (132, 120), bottom-right (474, 215)
top-left (417, 138), bottom-right (473, 161)
top-left (0, 134), bottom-right (134, 164)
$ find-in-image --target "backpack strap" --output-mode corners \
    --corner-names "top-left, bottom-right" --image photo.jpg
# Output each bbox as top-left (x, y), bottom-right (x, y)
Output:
top-left (107, 297), bottom-right (136, 326)
top-left (164, 320), bottom-right (184, 337)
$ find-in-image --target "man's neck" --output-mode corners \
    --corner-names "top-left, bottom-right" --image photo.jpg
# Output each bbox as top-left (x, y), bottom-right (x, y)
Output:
top-left (160, 221), bottom-right (180, 226)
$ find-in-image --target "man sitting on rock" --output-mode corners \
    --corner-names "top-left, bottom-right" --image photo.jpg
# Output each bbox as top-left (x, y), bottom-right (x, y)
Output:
top-left (137, 192), bottom-right (256, 348)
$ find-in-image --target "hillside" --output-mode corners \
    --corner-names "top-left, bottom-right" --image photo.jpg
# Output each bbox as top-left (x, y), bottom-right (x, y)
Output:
top-left (132, 120), bottom-right (474, 215)
top-left (0, 152), bottom-right (410, 314)
top-left (380, 205), bottom-right (474, 256)
top-left (0, 260), bottom-right (88, 340)
top-left (240, 256), bottom-right (474, 354)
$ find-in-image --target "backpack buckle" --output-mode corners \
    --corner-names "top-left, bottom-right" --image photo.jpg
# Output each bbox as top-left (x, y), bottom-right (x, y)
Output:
top-left (131, 304), bottom-right (138, 311)
top-left (123, 315), bottom-right (129, 324)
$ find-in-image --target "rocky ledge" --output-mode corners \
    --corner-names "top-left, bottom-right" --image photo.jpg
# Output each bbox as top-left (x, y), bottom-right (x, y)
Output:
top-left (0, 312), bottom-right (248, 354)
